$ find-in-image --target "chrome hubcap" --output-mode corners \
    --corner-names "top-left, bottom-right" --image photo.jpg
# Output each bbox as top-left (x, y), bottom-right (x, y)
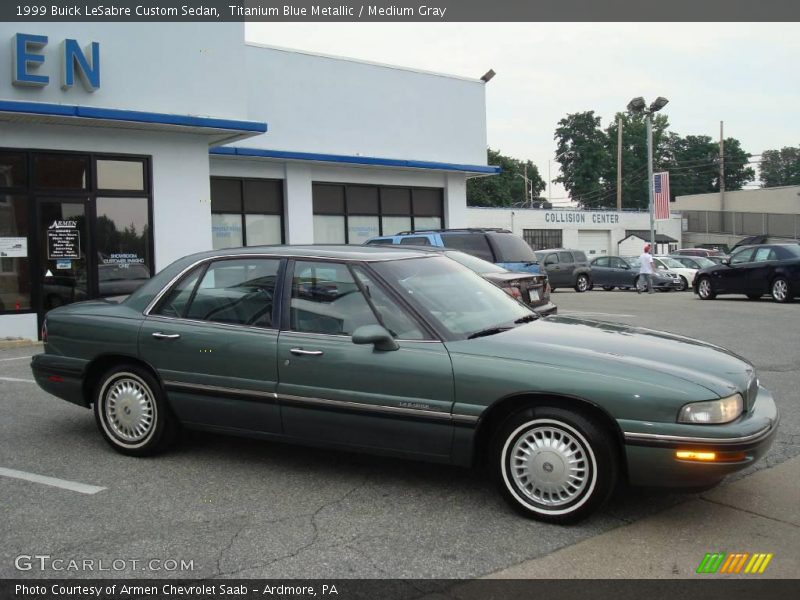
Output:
top-left (773, 280), bottom-right (787, 301)
top-left (699, 279), bottom-right (710, 297)
top-left (577, 277), bottom-right (587, 291)
top-left (510, 425), bottom-right (589, 507)
top-left (104, 377), bottom-right (155, 442)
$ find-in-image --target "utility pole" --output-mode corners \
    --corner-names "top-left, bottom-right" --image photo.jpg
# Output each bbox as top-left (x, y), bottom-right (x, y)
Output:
top-left (616, 117), bottom-right (623, 211)
top-left (646, 115), bottom-right (656, 253)
top-left (719, 120), bottom-right (725, 211)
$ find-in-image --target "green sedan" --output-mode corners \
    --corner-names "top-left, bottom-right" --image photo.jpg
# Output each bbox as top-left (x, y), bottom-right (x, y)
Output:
top-left (31, 246), bottom-right (778, 523)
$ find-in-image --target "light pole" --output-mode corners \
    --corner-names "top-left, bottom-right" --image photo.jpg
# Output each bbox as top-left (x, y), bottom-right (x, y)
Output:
top-left (548, 150), bottom-right (568, 204)
top-left (515, 172), bottom-right (533, 206)
top-left (626, 96), bottom-right (668, 253)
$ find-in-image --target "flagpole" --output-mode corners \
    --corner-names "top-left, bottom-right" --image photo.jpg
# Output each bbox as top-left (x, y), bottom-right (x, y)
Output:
top-left (647, 113), bottom-right (655, 253)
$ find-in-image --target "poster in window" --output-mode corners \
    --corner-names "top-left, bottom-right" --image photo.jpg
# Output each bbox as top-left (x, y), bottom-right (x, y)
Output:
top-left (47, 220), bottom-right (81, 259)
top-left (0, 237), bottom-right (27, 258)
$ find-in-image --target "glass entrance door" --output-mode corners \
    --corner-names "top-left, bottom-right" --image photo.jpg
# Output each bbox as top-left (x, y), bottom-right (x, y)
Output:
top-left (36, 199), bottom-right (92, 313)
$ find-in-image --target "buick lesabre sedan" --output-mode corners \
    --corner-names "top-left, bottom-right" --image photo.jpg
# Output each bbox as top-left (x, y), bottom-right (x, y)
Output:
top-left (32, 246), bottom-right (778, 523)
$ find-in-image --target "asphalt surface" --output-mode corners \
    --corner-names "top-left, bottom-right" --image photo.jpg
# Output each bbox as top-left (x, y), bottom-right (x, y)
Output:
top-left (1, 288), bottom-right (797, 579)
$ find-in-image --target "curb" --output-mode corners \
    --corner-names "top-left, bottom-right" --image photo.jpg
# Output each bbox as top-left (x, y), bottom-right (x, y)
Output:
top-left (0, 339), bottom-right (41, 350)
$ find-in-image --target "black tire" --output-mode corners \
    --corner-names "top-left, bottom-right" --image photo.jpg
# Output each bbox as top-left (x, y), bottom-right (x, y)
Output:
top-left (602, 285), bottom-right (615, 291)
top-left (490, 406), bottom-right (618, 524)
top-left (696, 276), bottom-right (716, 300)
top-left (575, 274), bottom-right (590, 293)
top-left (771, 277), bottom-right (793, 303)
top-left (677, 276), bottom-right (688, 292)
top-left (93, 364), bottom-right (177, 456)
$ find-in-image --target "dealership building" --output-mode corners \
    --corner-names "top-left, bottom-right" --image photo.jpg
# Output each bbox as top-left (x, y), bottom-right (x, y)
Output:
top-left (0, 23), bottom-right (496, 339)
top-left (466, 207), bottom-right (683, 257)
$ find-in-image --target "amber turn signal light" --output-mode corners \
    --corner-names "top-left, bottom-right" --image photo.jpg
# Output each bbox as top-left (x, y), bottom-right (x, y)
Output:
top-left (675, 450), bottom-right (747, 463)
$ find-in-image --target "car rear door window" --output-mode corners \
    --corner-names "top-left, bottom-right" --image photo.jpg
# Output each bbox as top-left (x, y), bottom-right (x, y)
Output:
top-left (184, 258), bottom-right (281, 327)
top-left (440, 233), bottom-right (495, 262)
top-left (290, 261), bottom-right (379, 335)
top-left (753, 247), bottom-right (776, 262)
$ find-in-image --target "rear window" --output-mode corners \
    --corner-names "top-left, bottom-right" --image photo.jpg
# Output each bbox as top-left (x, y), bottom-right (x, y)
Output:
top-left (440, 233), bottom-right (495, 262)
top-left (365, 238), bottom-right (392, 245)
top-left (487, 233), bottom-right (537, 263)
top-left (444, 250), bottom-right (507, 274)
top-left (558, 251), bottom-right (574, 263)
top-left (573, 251), bottom-right (588, 263)
top-left (399, 236), bottom-right (432, 246)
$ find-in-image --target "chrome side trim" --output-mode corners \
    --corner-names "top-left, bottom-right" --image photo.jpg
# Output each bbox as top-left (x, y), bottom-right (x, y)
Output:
top-left (279, 393), bottom-right (479, 424)
top-left (623, 424), bottom-right (774, 446)
top-left (164, 380), bottom-right (278, 401)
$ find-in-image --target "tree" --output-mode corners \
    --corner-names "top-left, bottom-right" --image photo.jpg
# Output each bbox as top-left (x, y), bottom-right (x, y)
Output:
top-left (467, 148), bottom-right (545, 207)
top-left (601, 112), bottom-right (670, 210)
top-left (760, 146), bottom-right (800, 187)
top-left (553, 111), bottom-right (609, 209)
top-left (665, 135), bottom-right (754, 196)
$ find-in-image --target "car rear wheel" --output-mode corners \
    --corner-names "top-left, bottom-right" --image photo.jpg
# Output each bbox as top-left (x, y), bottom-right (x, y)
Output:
top-left (575, 274), bottom-right (590, 293)
top-left (697, 277), bottom-right (716, 300)
top-left (677, 276), bottom-right (688, 292)
top-left (93, 365), bottom-right (177, 456)
top-left (602, 285), bottom-right (615, 291)
top-left (771, 277), bottom-right (792, 303)
top-left (491, 406), bottom-right (618, 524)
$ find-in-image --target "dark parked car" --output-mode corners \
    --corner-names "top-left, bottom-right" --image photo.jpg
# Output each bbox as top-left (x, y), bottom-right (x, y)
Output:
top-left (694, 243), bottom-right (800, 303)
top-left (669, 255), bottom-right (718, 271)
top-left (534, 249), bottom-right (592, 292)
top-left (32, 246), bottom-right (778, 523)
top-left (366, 228), bottom-right (542, 274)
top-left (674, 248), bottom-right (728, 259)
top-left (589, 256), bottom-right (681, 291)
top-left (394, 247), bottom-right (556, 316)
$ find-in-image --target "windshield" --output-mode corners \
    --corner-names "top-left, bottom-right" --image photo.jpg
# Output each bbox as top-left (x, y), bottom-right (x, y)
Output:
top-left (625, 257), bottom-right (641, 268)
top-left (691, 257), bottom-right (716, 268)
top-left (372, 256), bottom-right (532, 339)
top-left (488, 234), bottom-right (538, 263)
top-left (444, 250), bottom-right (507, 274)
top-left (658, 257), bottom-right (685, 269)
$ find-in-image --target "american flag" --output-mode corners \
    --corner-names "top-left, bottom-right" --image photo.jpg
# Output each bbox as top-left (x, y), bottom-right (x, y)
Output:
top-left (653, 172), bottom-right (671, 220)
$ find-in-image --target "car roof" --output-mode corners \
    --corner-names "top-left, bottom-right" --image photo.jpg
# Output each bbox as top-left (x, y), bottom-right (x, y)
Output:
top-left (174, 244), bottom-right (434, 262)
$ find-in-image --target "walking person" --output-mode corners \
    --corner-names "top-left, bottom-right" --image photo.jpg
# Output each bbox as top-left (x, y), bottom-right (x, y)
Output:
top-left (637, 244), bottom-right (655, 294)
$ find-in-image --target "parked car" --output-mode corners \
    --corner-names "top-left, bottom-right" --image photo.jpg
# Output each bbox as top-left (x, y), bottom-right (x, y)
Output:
top-left (669, 255), bottom-right (718, 271)
top-left (365, 228), bottom-right (541, 274)
top-left (32, 246), bottom-right (778, 524)
top-left (652, 256), bottom-right (697, 291)
top-left (623, 256), bottom-right (683, 291)
top-left (533, 249), bottom-right (592, 292)
top-left (379, 246), bottom-right (556, 316)
top-left (730, 235), bottom-right (768, 252)
top-left (590, 256), bottom-right (681, 291)
top-left (694, 243), bottom-right (800, 303)
top-left (674, 248), bottom-right (728, 259)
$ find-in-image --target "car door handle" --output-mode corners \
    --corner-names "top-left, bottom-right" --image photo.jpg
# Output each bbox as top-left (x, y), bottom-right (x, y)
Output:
top-left (152, 332), bottom-right (181, 340)
top-left (290, 348), bottom-right (323, 356)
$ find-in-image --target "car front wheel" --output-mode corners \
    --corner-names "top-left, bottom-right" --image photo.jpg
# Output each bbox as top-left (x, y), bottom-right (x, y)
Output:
top-left (93, 365), bottom-right (177, 456)
top-left (575, 274), bottom-right (590, 293)
top-left (491, 406), bottom-right (618, 524)
top-left (677, 276), bottom-right (688, 291)
top-left (771, 277), bottom-right (792, 303)
top-left (697, 277), bottom-right (716, 300)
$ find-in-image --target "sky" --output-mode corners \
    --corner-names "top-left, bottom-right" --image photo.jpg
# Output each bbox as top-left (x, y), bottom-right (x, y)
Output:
top-left (246, 22), bottom-right (800, 205)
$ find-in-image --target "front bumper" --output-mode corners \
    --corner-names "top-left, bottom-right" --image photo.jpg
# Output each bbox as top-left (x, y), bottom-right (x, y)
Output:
top-left (622, 385), bottom-right (779, 488)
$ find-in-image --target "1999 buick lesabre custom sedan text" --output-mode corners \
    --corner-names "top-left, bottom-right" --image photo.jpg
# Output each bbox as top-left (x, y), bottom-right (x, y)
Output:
top-left (32, 246), bottom-right (778, 523)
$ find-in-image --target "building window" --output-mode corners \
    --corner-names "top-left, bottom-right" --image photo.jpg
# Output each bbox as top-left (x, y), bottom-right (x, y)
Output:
top-left (312, 183), bottom-right (443, 244)
top-left (0, 150), bottom-right (153, 317)
top-left (211, 177), bottom-right (284, 249)
top-left (523, 229), bottom-right (562, 250)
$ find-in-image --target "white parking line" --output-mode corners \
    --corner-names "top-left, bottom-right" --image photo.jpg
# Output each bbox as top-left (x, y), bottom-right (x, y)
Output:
top-left (0, 355), bottom-right (33, 362)
top-left (560, 311), bottom-right (636, 318)
top-left (0, 467), bottom-right (106, 495)
top-left (0, 376), bottom-right (35, 383)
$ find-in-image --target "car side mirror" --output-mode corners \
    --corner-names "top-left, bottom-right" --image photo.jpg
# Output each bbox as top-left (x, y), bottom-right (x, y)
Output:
top-left (352, 324), bottom-right (399, 351)
top-left (722, 258), bottom-right (731, 266)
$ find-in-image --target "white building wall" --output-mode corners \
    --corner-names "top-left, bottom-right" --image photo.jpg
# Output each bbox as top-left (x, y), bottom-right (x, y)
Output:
top-left (0, 23), bottom-right (248, 120)
top-left (674, 186), bottom-right (800, 214)
top-left (466, 208), bottom-right (682, 254)
top-left (241, 44), bottom-right (488, 165)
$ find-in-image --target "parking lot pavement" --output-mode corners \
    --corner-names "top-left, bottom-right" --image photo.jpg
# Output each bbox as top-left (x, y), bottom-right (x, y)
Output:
top-left (1, 290), bottom-right (797, 579)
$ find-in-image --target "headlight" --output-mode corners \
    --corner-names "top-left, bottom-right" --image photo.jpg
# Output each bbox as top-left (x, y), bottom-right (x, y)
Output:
top-left (678, 393), bottom-right (743, 424)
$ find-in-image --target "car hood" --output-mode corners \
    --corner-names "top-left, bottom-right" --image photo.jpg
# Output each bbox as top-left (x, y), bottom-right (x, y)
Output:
top-left (446, 316), bottom-right (754, 400)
